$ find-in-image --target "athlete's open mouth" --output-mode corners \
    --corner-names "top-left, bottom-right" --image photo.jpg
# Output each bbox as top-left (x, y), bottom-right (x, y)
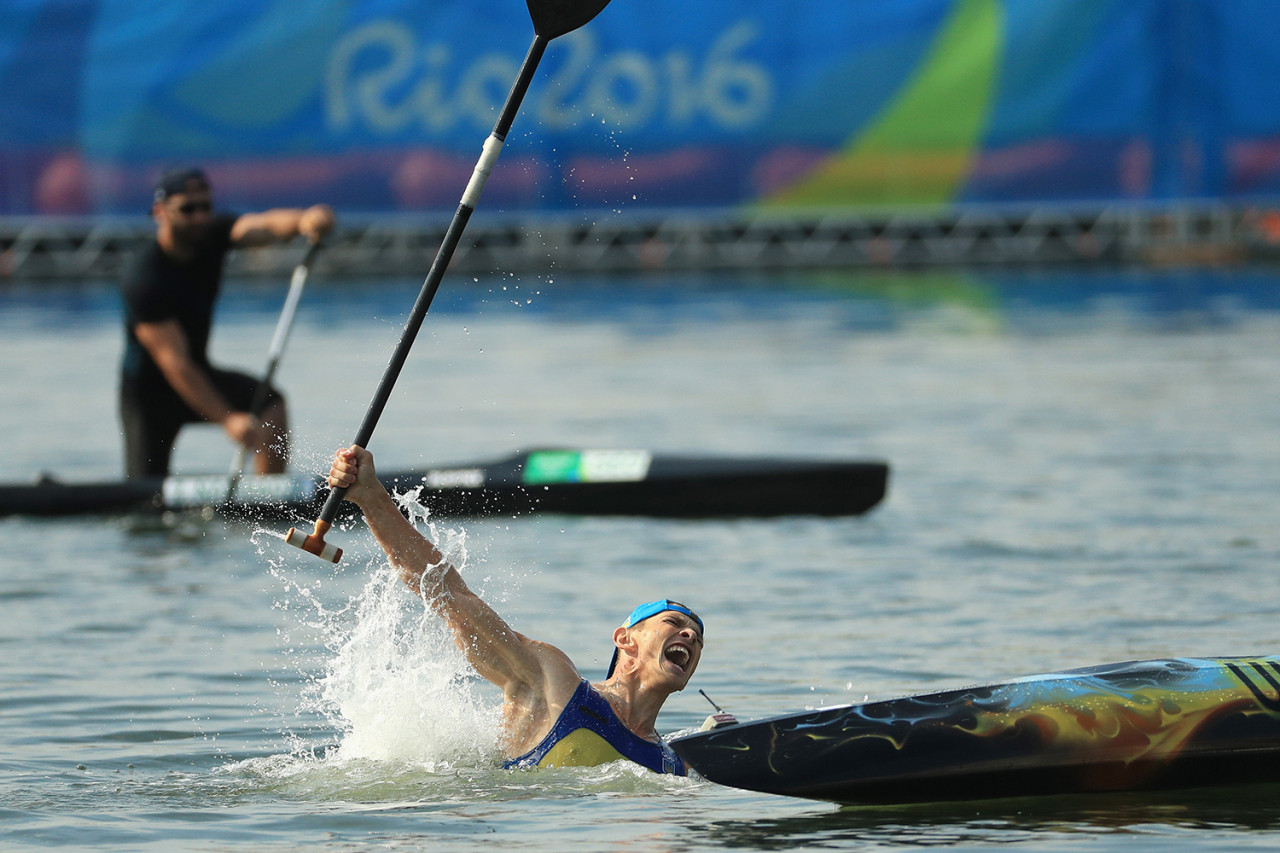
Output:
top-left (664, 644), bottom-right (691, 672)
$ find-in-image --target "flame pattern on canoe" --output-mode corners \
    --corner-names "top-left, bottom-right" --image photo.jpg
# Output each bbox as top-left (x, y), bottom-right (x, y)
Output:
top-left (672, 657), bottom-right (1280, 803)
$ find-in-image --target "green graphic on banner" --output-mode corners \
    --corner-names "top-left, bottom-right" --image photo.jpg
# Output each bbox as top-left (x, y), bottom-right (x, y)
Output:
top-left (765, 0), bottom-right (1001, 207)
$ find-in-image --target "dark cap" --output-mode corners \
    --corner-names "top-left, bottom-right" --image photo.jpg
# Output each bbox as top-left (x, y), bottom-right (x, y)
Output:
top-left (154, 166), bottom-right (210, 202)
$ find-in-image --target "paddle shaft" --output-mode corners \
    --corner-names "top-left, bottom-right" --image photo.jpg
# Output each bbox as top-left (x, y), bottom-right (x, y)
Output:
top-left (254, 240), bottom-right (323, 415)
top-left (226, 240), bottom-right (322, 502)
top-left (315, 34), bottom-right (549, 527)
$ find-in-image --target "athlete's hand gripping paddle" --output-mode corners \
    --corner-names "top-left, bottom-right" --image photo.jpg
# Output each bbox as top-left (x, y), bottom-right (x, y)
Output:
top-left (286, 0), bottom-right (614, 563)
top-left (226, 239), bottom-right (323, 504)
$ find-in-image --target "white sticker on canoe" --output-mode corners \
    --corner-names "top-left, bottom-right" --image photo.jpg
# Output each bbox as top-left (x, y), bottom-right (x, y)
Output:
top-left (581, 450), bottom-right (652, 482)
top-left (162, 475), bottom-right (314, 507)
top-left (424, 468), bottom-right (486, 489)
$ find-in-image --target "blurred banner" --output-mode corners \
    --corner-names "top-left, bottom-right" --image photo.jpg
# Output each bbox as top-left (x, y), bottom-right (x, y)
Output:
top-left (4, 0), bottom-right (1279, 216)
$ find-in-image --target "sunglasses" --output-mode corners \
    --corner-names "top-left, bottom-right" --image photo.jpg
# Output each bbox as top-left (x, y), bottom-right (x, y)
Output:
top-left (176, 201), bottom-right (212, 215)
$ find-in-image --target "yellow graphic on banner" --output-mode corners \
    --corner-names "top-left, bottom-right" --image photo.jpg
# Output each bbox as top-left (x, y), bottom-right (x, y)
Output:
top-left (766, 0), bottom-right (1002, 208)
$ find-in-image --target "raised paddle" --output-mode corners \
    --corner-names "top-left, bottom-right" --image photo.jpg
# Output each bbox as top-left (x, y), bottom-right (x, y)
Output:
top-left (286, 0), bottom-right (614, 563)
top-left (225, 239), bottom-right (323, 504)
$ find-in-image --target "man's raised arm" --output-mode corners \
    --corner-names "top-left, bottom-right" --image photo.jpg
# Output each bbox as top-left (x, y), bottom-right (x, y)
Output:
top-left (231, 205), bottom-right (334, 247)
top-left (326, 446), bottom-right (554, 692)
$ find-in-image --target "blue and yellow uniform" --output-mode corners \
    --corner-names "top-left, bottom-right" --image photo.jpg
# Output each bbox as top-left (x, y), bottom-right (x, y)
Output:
top-left (504, 680), bottom-right (686, 775)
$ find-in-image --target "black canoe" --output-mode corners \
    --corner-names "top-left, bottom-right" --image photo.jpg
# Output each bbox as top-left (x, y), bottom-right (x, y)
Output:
top-left (671, 656), bottom-right (1280, 805)
top-left (1, 448), bottom-right (888, 520)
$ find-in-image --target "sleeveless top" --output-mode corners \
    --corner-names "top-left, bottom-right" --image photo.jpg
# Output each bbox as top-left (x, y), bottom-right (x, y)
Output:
top-left (504, 680), bottom-right (686, 775)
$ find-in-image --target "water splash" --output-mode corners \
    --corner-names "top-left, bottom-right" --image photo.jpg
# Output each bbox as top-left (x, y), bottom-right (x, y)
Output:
top-left (253, 495), bottom-right (504, 780)
top-left (313, 562), bottom-right (502, 768)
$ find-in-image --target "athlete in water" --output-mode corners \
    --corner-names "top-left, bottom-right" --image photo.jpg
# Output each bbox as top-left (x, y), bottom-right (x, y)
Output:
top-left (327, 444), bottom-right (717, 774)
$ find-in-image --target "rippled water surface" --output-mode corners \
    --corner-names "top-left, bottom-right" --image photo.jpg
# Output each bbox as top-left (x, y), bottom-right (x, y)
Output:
top-left (2, 267), bottom-right (1279, 850)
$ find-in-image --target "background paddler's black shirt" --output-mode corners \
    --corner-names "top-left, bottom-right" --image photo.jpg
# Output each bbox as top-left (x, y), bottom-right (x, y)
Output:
top-left (120, 214), bottom-right (237, 397)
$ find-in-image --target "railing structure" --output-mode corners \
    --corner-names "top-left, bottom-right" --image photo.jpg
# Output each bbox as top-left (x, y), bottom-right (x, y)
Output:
top-left (0, 203), bottom-right (1273, 282)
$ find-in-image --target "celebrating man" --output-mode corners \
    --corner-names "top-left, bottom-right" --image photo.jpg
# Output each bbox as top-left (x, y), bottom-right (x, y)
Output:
top-left (327, 444), bottom-right (712, 773)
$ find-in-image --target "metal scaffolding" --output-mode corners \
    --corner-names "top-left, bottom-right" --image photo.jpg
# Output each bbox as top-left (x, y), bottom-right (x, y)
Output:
top-left (0, 203), bottom-right (1267, 282)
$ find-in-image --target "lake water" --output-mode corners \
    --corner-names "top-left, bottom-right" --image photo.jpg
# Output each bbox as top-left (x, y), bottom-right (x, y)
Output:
top-left (2, 265), bottom-right (1280, 851)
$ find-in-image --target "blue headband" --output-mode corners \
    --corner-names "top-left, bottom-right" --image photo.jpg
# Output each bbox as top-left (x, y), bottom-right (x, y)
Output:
top-left (606, 599), bottom-right (703, 678)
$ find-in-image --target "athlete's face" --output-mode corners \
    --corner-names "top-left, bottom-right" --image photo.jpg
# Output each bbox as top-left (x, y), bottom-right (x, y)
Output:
top-left (157, 186), bottom-right (213, 248)
top-left (631, 610), bottom-right (703, 688)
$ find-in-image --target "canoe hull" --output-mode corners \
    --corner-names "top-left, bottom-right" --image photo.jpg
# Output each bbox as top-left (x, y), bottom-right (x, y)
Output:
top-left (2, 449), bottom-right (889, 520)
top-left (670, 657), bottom-right (1280, 804)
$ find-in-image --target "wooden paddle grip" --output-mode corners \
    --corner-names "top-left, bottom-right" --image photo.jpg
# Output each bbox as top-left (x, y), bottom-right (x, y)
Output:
top-left (286, 518), bottom-right (342, 563)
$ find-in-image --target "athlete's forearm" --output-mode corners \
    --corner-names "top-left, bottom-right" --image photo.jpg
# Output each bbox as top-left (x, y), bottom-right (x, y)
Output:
top-left (232, 205), bottom-right (334, 247)
top-left (159, 358), bottom-right (236, 425)
top-left (334, 446), bottom-right (546, 691)
top-left (351, 478), bottom-right (541, 684)
top-left (136, 319), bottom-right (240, 428)
top-left (356, 486), bottom-right (448, 597)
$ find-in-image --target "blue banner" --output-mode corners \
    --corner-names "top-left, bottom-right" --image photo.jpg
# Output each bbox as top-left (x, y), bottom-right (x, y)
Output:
top-left (3, 0), bottom-right (1280, 216)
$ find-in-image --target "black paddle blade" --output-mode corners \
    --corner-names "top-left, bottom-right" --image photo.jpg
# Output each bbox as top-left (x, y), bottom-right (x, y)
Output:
top-left (527, 0), bottom-right (612, 39)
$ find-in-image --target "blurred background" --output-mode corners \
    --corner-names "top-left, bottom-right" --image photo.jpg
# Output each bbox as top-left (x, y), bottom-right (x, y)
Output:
top-left (6, 0), bottom-right (1280, 278)
top-left (6, 6), bottom-right (1280, 847)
